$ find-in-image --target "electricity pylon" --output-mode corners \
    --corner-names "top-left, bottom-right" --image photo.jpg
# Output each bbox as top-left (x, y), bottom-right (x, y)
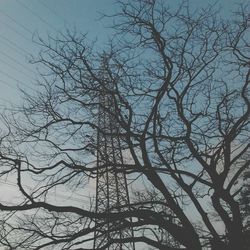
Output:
top-left (93, 82), bottom-right (135, 250)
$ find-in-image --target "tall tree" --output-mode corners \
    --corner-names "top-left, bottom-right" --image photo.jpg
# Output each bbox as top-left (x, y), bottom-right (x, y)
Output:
top-left (238, 169), bottom-right (250, 246)
top-left (0, 1), bottom-right (249, 249)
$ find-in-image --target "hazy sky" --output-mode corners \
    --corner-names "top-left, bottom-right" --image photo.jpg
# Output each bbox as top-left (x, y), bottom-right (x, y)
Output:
top-left (0, 0), bottom-right (247, 198)
top-left (0, 0), bottom-right (246, 189)
top-left (0, 0), bottom-right (247, 201)
top-left (0, 0), bottom-right (114, 108)
top-left (0, 0), bottom-right (247, 108)
top-left (0, 1), bottom-right (247, 249)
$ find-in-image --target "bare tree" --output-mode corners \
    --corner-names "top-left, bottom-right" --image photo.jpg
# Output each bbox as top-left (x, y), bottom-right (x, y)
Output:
top-left (0, 0), bottom-right (249, 249)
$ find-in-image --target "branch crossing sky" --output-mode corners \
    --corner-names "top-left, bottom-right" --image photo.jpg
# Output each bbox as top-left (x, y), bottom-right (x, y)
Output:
top-left (0, 0), bottom-right (246, 107)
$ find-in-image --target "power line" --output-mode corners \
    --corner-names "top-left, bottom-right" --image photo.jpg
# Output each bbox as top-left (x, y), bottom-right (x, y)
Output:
top-left (0, 1), bottom-right (96, 214)
top-left (0, 18), bottom-right (32, 42)
top-left (0, 9), bottom-right (34, 35)
top-left (0, 34), bottom-right (30, 55)
top-left (37, 0), bottom-right (68, 26)
top-left (1, 50), bottom-right (37, 75)
top-left (0, 57), bottom-right (36, 82)
top-left (2, 49), bottom-right (31, 67)
top-left (16, 0), bottom-right (59, 33)
top-left (0, 38), bottom-right (27, 57)
top-left (0, 79), bottom-right (17, 90)
top-left (0, 100), bottom-right (20, 113)
top-left (0, 3), bottom-right (76, 93)
top-left (0, 179), bottom-right (91, 205)
top-left (0, 69), bottom-right (32, 89)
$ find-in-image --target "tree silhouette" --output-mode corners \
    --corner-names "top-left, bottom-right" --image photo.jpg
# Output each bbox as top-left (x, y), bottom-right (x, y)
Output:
top-left (0, 1), bottom-right (249, 249)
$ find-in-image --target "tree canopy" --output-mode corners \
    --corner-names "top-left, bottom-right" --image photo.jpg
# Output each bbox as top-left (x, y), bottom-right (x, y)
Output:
top-left (0, 0), bottom-right (249, 249)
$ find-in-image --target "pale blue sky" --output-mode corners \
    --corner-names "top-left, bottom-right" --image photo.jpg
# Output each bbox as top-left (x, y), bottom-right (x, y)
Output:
top-left (0, 0), bottom-right (247, 109)
top-left (0, 1), bottom-right (247, 249)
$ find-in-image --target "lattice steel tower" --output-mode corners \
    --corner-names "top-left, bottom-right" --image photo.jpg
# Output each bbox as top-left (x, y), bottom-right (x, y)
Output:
top-left (93, 80), bottom-right (135, 250)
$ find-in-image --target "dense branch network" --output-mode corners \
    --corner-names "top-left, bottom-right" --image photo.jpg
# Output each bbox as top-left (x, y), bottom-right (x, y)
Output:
top-left (0, 0), bottom-right (249, 249)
